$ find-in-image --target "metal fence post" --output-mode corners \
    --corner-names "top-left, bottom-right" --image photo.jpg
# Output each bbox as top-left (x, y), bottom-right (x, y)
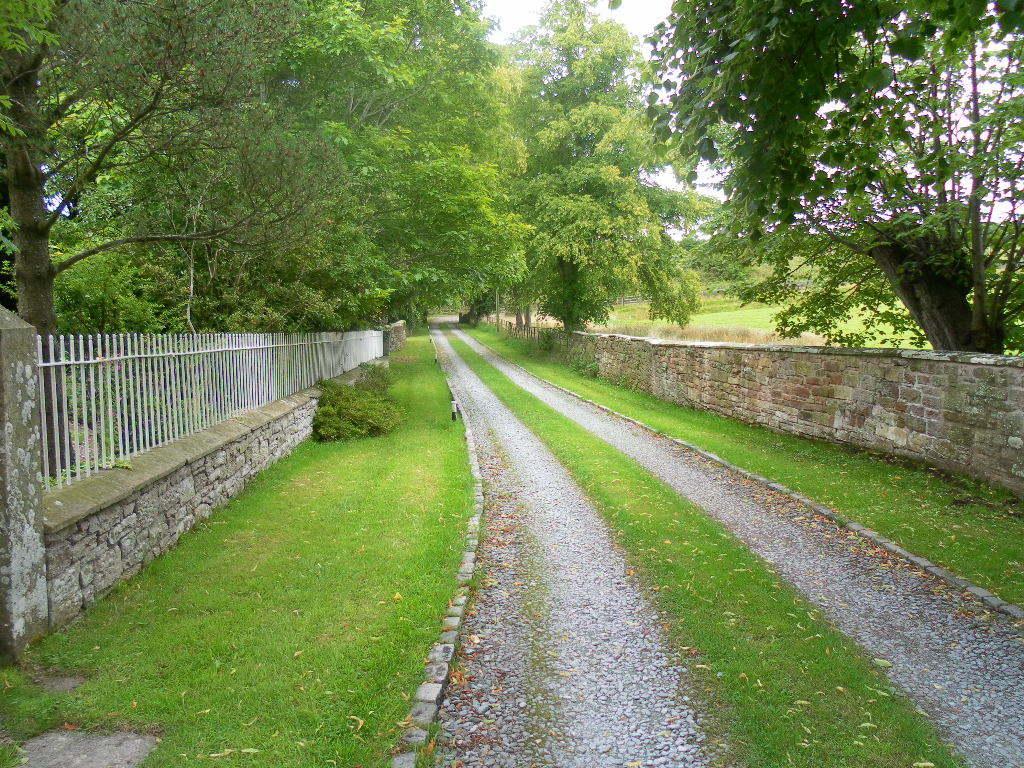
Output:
top-left (0, 308), bottom-right (48, 659)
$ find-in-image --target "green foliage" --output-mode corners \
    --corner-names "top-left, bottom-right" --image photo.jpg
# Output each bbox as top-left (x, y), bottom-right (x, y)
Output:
top-left (3, 0), bottom-right (527, 334)
top-left (504, 0), bottom-right (709, 330)
top-left (651, 1), bottom-right (1024, 352)
top-left (312, 379), bottom-right (402, 442)
top-left (354, 362), bottom-right (394, 397)
top-left (0, 0), bottom-right (54, 135)
top-left (567, 348), bottom-right (598, 377)
top-left (537, 328), bottom-right (558, 352)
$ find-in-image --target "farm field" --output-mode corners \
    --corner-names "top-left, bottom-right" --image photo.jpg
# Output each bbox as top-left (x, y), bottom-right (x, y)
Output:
top-left (597, 298), bottom-right (926, 348)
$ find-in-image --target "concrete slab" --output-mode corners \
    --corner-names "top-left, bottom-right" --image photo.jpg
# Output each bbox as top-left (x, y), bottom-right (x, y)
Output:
top-left (23, 731), bottom-right (157, 767)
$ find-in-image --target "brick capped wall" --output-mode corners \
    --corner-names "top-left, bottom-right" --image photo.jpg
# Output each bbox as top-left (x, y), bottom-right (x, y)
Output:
top-left (568, 332), bottom-right (1024, 495)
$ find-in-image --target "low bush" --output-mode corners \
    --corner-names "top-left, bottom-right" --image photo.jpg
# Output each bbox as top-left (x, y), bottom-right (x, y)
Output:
top-left (313, 379), bottom-right (402, 441)
top-left (567, 348), bottom-right (599, 378)
top-left (354, 362), bottom-right (393, 396)
top-left (537, 328), bottom-right (558, 351)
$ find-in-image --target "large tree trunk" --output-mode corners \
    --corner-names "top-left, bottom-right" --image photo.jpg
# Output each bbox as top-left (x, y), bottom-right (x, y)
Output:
top-left (5, 52), bottom-right (57, 337)
top-left (869, 243), bottom-right (1001, 353)
top-left (5, 55), bottom-right (67, 477)
top-left (515, 310), bottom-right (524, 328)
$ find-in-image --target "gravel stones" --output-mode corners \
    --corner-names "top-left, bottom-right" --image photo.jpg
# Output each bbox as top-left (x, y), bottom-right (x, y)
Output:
top-left (432, 330), bottom-right (710, 768)
top-left (454, 328), bottom-right (1024, 768)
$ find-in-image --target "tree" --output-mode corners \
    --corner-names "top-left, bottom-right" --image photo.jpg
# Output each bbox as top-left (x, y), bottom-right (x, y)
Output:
top-left (263, 0), bottom-right (526, 328)
top-left (3, 0), bottom-right (525, 336)
top-left (1, 0), bottom-right (304, 335)
top-left (508, 0), bottom-right (703, 330)
top-left (652, 0), bottom-right (1024, 352)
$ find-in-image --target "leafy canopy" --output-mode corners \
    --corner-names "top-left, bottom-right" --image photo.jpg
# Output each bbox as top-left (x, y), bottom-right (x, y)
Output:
top-left (506, 0), bottom-right (708, 330)
top-left (651, 0), bottom-right (1024, 352)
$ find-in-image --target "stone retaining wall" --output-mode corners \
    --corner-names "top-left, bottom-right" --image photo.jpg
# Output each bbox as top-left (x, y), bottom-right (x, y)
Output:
top-left (567, 332), bottom-right (1024, 495)
top-left (41, 367), bottom-right (367, 628)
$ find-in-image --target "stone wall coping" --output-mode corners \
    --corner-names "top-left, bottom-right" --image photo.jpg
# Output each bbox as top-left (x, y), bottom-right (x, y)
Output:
top-left (570, 331), bottom-right (1024, 368)
top-left (42, 365), bottom-right (366, 535)
top-left (43, 389), bottom-right (312, 534)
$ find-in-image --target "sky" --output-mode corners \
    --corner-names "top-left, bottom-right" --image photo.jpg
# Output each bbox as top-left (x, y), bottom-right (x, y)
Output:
top-left (482, 0), bottom-right (673, 44)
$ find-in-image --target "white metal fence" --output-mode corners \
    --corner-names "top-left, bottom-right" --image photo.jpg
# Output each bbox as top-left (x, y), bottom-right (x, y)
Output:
top-left (36, 330), bottom-right (384, 490)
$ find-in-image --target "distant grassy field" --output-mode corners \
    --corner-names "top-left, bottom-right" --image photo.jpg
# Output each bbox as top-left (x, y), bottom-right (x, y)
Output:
top-left (599, 298), bottom-right (925, 348)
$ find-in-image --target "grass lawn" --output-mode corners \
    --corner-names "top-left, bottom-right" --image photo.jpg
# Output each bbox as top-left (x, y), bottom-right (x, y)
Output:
top-left (446, 332), bottom-right (965, 768)
top-left (0, 332), bottom-right (473, 768)
top-left (603, 299), bottom-right (926, 348)
top-left (465, 325), bottom-right (1024, 606)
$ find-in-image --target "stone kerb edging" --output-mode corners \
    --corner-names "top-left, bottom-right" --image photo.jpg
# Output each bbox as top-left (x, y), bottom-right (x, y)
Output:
top-left (392, 381), bottom-right (484, 768)
top-left (475, 333), bottom-right (1024, 623)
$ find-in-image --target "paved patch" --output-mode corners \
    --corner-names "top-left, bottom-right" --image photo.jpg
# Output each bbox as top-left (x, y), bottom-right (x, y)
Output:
top-left (32, 673), bottom-right (86, 694)
top-left (22, 731), bottom-right (157, 768)
top-left (432, 329), bottom-right (710, 768)
top-left (453, 327), bottom-right (1024, 768)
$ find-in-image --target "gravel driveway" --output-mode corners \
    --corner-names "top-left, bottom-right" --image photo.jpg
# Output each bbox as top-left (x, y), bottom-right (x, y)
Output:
top-left (431, 329), bottom-right (711, 768)
top-left (451, 327), bottom-right (1024, 768)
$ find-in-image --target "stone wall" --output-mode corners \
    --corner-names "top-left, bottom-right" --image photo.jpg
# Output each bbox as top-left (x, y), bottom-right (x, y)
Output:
top-left (568, 332), bottom-right (1024, 495)
top-left (39, 359), bottom-right (387, 628)
top-left (386, 320), bottom-right (408, 354)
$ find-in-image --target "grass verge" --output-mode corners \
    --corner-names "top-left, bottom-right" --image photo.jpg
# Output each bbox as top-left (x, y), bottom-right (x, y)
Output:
top-left (0, 332), bottom-right (473, 768)
top-left (446, 331), bottom-right (964, 768)
top-left (465, 325), bottom-right (1024, 606)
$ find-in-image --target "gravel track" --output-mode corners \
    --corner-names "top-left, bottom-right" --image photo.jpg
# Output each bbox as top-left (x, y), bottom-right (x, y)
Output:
top-left (451, 327), bottom-right (1024, 768)
top-left (431, 329), bottom-right (711, 768)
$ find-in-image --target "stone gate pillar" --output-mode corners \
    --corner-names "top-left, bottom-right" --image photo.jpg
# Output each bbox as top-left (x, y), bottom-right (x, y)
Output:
top-left (0, 307), bottom-right (48, 660)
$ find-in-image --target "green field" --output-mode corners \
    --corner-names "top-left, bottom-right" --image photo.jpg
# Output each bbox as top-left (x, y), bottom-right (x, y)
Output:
top-left (0, 334), bottom-right (473, 768)
top-left (601, 298), bottom-right (925, 348)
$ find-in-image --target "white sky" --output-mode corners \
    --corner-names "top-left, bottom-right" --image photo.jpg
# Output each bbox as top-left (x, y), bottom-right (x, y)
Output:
top-left (482, 0), bottom-right (673, 44)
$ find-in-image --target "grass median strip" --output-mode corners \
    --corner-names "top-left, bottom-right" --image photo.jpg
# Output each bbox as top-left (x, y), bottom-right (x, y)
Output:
top-left (447, 332), bottom-right (964, 768)
top-left (0, 332), bottom-right (473, 768)
top-left (466, 325), bottom-right (1024, 607)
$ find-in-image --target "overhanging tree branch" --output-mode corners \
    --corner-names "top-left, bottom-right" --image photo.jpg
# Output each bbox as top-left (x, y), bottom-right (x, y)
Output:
top-left (54, 224), bottom-right (243, 273)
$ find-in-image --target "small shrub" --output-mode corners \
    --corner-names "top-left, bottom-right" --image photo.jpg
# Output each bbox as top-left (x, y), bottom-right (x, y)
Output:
top-left (355, 362), bottom-right (393, 397)
top-left (568, 350), bottom-right (599, 378)
top-left (313, 380), bottom-right (402, 441)
top-left (537, 329), bottom-right (557, 352)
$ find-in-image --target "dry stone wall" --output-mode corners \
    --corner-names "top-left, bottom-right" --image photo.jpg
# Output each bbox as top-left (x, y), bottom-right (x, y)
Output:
top-left (568, 332), bottom-right (1024, 495)
top-left (42, 391), bottom-right (320, 627)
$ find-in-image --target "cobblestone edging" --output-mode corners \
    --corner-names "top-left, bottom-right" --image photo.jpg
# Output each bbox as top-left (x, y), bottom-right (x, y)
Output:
top-left (391, 381), bottom-right (484, 768)
top-left (472, 333), bottom-right (1024, 623)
